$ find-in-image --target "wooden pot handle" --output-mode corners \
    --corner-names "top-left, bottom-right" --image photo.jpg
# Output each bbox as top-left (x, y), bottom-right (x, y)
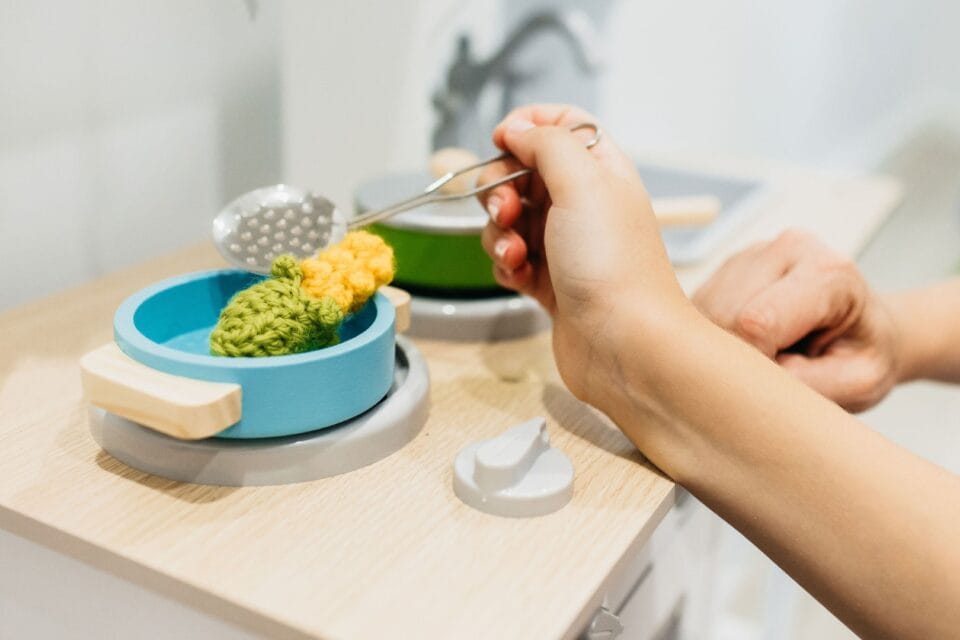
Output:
top-left (381, 286), bottom-right (411, 334)
top-left (652, 195), bottom-right (722, 227)
top-left (80, 343), bottom-right (241, 440)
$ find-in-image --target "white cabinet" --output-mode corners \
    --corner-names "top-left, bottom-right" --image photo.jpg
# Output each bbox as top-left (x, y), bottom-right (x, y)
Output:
top-left (584, 493), bottom-right (722, 640)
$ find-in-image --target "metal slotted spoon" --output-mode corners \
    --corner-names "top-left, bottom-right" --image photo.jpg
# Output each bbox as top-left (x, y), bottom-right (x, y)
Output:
top-left (212, 123), bottom-right (601, 274)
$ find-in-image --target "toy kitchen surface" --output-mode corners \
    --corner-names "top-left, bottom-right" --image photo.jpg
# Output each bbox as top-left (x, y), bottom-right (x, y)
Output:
top-left (0, 148), bottom-right (900, 639)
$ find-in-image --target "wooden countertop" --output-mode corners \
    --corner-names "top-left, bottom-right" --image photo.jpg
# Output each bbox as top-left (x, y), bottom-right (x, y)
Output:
top-left (0, 162), bottom-right (901, 640)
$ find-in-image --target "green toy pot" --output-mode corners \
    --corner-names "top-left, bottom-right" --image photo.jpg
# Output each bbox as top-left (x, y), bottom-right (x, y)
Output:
top-left (356, 172), bottom-right (499, 293)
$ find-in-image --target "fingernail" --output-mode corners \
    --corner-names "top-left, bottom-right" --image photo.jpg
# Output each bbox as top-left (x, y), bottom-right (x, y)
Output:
top-left (487, 195), bottom-right (502, 223)
top-left (494, 238), bottom-right (509, 260)
top-left (506, 119), bottom-right (535, 136)
top-left (495, 265), bottom-right (515, 280)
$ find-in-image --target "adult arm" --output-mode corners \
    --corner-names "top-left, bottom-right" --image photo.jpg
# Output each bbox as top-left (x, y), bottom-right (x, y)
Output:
top-left (888, 278), bottom-right (960, 383)
top-left (695, 231), bottom-right (960, 411)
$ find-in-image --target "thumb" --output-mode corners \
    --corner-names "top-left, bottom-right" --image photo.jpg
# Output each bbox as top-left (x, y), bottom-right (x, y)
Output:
top-left (777, 352), bottom-right (877, 412)
top-left (501, 122), bottom-right (601, 208)
top-left (736, 260), bottom-right (863, 358)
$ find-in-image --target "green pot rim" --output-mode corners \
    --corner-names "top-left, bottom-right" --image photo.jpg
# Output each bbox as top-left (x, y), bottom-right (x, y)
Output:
top-left (370, 223), bottom-right (499, 290)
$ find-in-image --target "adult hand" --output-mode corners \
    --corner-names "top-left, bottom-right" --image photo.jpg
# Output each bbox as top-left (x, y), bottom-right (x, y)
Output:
top-left (693, 230), bottom-right (901, 411)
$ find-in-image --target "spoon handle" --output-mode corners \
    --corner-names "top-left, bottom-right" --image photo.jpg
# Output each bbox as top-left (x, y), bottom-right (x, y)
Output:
top-left (348, 122), bottom-right (601, 229)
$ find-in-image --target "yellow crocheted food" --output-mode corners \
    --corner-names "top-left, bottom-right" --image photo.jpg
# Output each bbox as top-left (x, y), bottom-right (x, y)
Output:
top-left (209, 231), bottom-right (395, 358)
top-left (300, 231), bottom-right (395, 314)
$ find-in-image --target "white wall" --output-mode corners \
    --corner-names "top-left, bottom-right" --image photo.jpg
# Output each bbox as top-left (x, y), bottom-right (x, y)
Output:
top-left (0, 0), bottom-right (281, 311)
top-left (601, 1), bottom-right (960, 168)
top-left (281, 0), bottom-right (606, 210)
top-left (281, 0), bottom-right (500, 213)
top-left (4, 0), bottom-right (960, 311)
top-left (282, 0), bottom-right (960, 215)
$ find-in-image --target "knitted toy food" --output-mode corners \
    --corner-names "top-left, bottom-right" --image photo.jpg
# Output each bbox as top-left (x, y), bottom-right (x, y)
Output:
top-left (210, 231), bottom-right (395, 357)
top-left (209, 256), bottom-right (343, 357)
top-left (300, 231), bottom-right (395, 314)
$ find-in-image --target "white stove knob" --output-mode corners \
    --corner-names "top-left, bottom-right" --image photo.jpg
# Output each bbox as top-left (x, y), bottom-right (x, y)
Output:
top-left (453, 417), bottom-right (574, 517)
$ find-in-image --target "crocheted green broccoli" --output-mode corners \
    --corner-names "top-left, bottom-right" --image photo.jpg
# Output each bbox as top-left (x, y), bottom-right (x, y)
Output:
top-left (209, 256), bottom-right (343, 357)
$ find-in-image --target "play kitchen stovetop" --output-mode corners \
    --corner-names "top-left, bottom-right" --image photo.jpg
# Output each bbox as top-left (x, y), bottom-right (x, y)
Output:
top-left (356, 171), bottom-right (552, 342)
top-left (356, 161), bottom-right (765, 342)
top-left (80, 268), bottom-right (430, 486)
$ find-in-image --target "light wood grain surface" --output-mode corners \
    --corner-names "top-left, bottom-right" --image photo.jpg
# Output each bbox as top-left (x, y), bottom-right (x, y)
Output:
top-left (0, 163), bottom-right (901, 640)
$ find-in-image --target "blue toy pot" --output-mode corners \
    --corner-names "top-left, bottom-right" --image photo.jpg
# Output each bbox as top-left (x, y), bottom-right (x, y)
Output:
top-left (89, 269), bottom-right (396, 439)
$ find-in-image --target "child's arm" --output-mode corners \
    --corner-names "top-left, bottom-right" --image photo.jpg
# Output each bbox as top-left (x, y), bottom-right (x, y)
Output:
top-left (604, 301), bottom-right (960, 640)
top-left (480, 104), bottom-right (960, 639)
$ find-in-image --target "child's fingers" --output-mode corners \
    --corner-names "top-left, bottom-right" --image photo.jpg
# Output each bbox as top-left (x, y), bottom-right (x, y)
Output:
top-left (483, 222), bottom-right (545, 308)
top-left (487, 174), bottom-right (549, 230)
top-left (492, 104), bottom-right (595, 148)
top-left (476, 155), bottom-right (528, 229)
top-left (493, 262), bottom-right (535, 297)
top-left (494, 103), bottom-right (639, 182)
top-left (498, 124), bottom-right (601, 209)
top-left (481, 222), bottom-right (528, 272)
top-left (481, 185), bottom-right (519, 228)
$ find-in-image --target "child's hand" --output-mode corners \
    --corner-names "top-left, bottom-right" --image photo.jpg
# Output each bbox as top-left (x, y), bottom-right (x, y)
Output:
top-left (693, 230), bottom-right (901, 411)
top-left (477, 104), bottom-right (690, 403)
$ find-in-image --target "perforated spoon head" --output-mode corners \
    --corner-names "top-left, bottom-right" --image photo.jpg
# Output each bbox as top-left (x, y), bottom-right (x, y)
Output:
top-left (212, 185), bottom-right (347, 274)
top-left (213, 124), bottom-right (601, 274)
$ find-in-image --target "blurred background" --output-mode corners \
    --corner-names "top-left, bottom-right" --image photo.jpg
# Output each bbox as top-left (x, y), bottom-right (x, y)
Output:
top-left (3, 1), bottom-right (959, 638)
top-left (5, 0), bottom-right (960, 311)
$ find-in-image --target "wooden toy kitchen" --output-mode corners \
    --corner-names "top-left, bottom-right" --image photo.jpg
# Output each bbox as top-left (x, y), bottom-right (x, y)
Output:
top-left (0, 140), bottom-right (899, 639)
